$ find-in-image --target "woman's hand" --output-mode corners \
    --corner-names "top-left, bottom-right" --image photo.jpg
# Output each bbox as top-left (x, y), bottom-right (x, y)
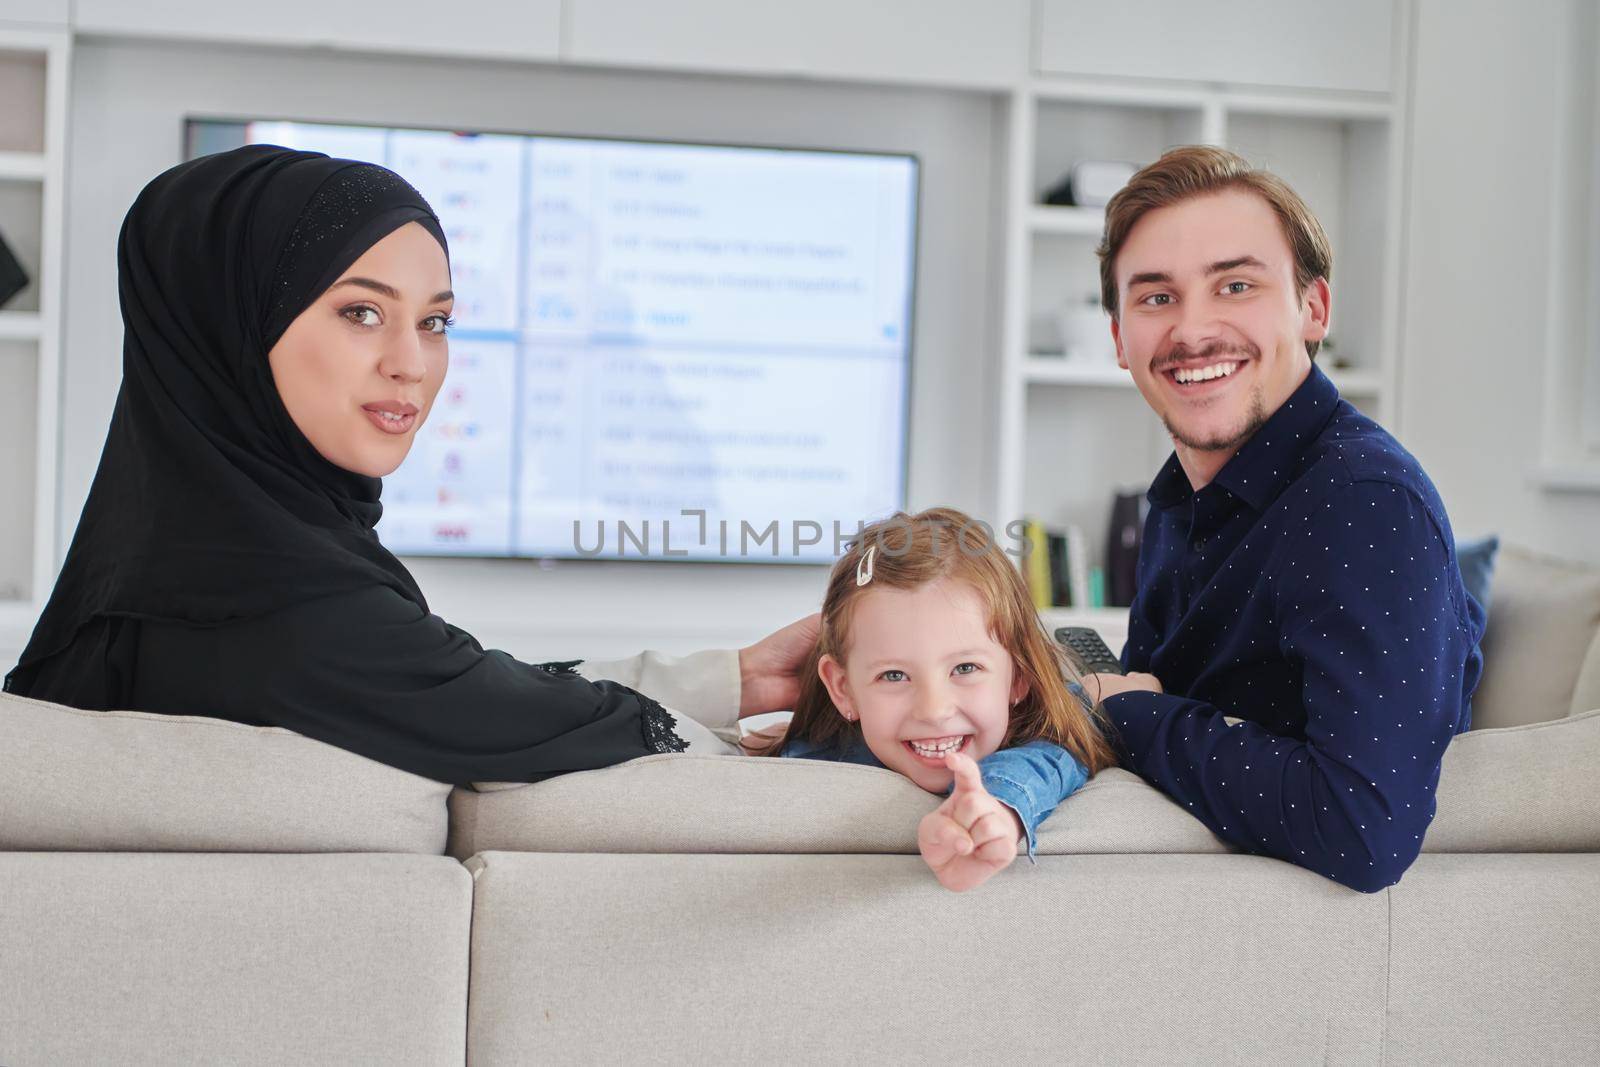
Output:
top-left (917, 751), bottom-right (1023, 892)
top-left (737, 613), bottom-right (821, 718)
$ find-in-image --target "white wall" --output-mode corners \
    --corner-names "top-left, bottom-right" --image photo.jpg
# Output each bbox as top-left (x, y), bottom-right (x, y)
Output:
top-left (56, 39), bottom-right (1004, 659)
top-left (1398, 0), bottom-right (1600, 564)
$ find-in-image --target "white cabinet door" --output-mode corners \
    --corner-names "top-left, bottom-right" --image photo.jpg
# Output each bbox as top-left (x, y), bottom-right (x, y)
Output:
top-left (0, 0), bottom-right (67, 27)
top-left (566, 0), bottom-right (1030, 89)
top-left (72, 0), bottom-right (562, 62)
top-left (1037, 0), bottom-right (1396, 95)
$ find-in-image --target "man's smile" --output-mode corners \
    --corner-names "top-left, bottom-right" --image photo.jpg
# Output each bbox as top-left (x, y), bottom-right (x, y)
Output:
top-left (1162, 358), bottom-right (1247, 395)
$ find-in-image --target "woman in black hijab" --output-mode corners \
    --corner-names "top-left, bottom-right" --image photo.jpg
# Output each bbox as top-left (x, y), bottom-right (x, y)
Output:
top-left (3, 144), bottom-right (814, 784)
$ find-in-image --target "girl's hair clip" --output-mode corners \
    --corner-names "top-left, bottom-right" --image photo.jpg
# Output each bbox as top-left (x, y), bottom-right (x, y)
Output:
top-left (855, 545), bottom-right (876, 587)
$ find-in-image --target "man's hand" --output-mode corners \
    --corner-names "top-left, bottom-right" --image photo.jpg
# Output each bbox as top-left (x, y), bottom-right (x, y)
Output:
top-left (917, 751), bottom-right (1023, 892)
top-left (1081, 671), bottom-right (1164, 704)
top-left (737, 614), bottom-right (821, 718)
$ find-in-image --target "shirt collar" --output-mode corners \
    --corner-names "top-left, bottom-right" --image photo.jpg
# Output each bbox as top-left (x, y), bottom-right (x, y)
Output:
top-left (1146, 362), bottom-right (1341, 512)
top-left (1146, 451), bottom-right (1191, 509)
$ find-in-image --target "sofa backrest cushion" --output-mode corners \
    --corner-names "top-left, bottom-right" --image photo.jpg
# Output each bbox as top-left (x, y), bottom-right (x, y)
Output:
top-left (0, 691), bottom-right (449, 854)
top-left (1570, 626), bottom-right (1600, 718)
top-left (450, 710), bottom-right (1600, 859)
top-left (1471, 544), bottom-right (1600, 730)
top-left (1426, 707), bottom-right (1600, 852)
top-left (447, 757), bottom-right (1230, 860)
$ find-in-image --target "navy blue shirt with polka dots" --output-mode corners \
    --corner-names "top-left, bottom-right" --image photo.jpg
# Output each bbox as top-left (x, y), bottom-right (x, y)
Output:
top-left (1103, 363), bottom-right (1486, 893)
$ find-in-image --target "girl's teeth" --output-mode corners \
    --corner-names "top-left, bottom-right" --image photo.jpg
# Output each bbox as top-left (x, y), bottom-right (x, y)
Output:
top-left (909, 736), bottom-right (965, 756)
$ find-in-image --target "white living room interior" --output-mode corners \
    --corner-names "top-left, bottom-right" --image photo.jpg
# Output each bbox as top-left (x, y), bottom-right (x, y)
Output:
top-left (1, 0), bottom-right (1597, 669)
top-left (2, 3), bottom-right (1598, 1064)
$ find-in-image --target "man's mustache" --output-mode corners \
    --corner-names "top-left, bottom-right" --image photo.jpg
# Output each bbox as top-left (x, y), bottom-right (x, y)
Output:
top-left (1152, 340), bottom-right (1260, 374)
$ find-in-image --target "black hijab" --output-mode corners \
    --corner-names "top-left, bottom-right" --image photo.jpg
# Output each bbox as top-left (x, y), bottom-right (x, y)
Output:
top-left (5, 144), bottom-right (449, 690)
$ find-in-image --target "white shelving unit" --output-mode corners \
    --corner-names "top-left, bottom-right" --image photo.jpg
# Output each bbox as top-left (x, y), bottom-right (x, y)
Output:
top-left (0, 25), bottom-right (68, 635)
top-left (994, 19), bottom-right (1411, 607)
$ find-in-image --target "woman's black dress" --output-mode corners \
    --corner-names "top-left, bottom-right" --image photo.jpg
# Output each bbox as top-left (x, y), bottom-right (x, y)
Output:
top-left (3, 145), bottom-right (692, 785)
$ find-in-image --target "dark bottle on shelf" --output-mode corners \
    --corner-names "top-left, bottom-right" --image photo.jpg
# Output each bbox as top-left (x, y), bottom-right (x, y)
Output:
top-left (1105, 489), bottom-right (1145, 608)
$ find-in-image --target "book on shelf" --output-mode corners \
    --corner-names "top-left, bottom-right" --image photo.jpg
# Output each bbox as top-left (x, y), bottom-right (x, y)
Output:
top-left (1063, 524), bottom-right (1090, 610)
top-left (1047, 532), bottom-right (1072, 608)
top-left (1022, 519), bottom-right (1053, 610)
top-left (1022, 519), bottom-right (1090, 611)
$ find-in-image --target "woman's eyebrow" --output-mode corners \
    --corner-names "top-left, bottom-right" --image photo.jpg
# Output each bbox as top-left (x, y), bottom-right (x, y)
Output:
top-left (330, 277), bottom-right (454, 303)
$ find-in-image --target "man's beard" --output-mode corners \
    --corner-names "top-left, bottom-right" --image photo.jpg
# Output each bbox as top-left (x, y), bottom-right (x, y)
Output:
top-left (1162, 383), bottom-right (1269, 453)
top-left (1152, 340), bottom-right (1268, 453)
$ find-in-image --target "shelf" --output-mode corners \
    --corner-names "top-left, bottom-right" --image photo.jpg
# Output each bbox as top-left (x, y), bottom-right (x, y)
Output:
top-left (0, 311), bottom-right (42, 341)
top-left (1029, 205), bottom-right (1105, 237)
top-left (0, 28), bottom-right (65, 671)
top-left (1030, 79), bottom-right (1212, 110)
top-left (1530, 463), bottom-right (1600, 493)
top-left (1025, 357), bottom-right (1130, 386)
top-left (1039, 606), bottom-right (1130, 633)
top-left (1218, 91), bottom-right (1393, 122)
top-left (1326, 369), bottom-right (1382, 396)
top-left (0, 151), bottom-right (46, 181)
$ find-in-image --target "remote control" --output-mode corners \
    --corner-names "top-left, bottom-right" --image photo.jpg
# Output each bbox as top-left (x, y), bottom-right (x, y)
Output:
top-left (1054, 626), bottom-right (1124, 676)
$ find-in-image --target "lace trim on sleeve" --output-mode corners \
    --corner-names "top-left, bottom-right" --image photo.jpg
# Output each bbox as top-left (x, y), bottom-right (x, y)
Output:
top-left (531, 658), bottom-right (688, 754)
top-left (639, 693), bottom-right (690, 754)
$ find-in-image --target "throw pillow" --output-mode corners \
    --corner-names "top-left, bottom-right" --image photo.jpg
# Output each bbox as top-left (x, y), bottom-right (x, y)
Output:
top-left (1455, 533), bottom-right (1499, 618)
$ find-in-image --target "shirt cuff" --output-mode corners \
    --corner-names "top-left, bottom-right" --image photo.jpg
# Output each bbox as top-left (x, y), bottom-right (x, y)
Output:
top-left (979, 773), bottom-right (1040, 865)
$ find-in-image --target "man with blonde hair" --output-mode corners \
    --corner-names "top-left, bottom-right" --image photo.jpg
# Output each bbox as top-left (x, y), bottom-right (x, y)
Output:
top-left (1081, 146), bottom-right (1485, 893)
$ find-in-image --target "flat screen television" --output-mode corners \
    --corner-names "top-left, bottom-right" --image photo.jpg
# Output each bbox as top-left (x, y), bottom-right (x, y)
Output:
top-left (186, 118), bottom-right (919, 564)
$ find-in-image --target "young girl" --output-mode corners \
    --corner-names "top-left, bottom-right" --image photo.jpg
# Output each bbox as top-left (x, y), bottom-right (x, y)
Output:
top-left (745, 506), bottom-right (1120, 891)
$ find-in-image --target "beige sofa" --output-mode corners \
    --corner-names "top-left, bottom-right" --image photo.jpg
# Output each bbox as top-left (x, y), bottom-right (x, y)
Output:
top-left (3, 544), bottom-right (1598, 1065)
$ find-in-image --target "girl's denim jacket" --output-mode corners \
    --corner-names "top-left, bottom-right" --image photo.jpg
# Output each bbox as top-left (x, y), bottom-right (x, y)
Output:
top-left (779, 735), bottom-right (1089, 862)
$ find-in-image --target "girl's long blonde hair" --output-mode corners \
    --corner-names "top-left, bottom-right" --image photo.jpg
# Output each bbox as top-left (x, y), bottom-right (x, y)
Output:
top-left (747, 506), bottom-right (1120, 775)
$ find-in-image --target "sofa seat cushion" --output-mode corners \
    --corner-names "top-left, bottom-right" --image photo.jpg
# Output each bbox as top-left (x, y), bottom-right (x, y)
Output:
top-left (1471, 544), bottom-right (1600, 729)
top-left (0, 691), bottom-right (449, 854)
top-left (450, 710), bottom-right (1600, 859)
top-left (0, 853), bottom-right (471, 1065)
top-left (1385, 853), bottom-right (1600, 1063)
top-left (464, 851), bottom-right (1387, 1063)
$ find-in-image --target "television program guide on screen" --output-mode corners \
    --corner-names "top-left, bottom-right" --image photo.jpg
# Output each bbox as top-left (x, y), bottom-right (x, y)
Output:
top-left (190, 119), bottom-right (919, 563)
